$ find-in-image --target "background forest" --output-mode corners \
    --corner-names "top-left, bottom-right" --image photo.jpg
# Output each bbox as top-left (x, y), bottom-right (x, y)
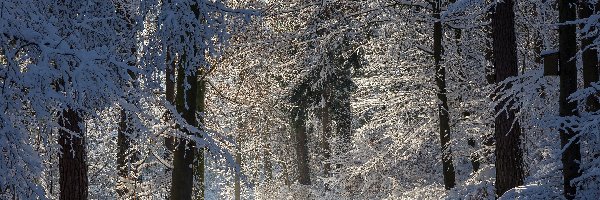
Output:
top-left (1, 0), bottom-right (600, 199)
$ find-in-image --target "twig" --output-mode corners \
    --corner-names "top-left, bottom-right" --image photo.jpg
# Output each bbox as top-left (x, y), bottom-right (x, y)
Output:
top-left (207, 80), bottom-right (243, 105)
top-left (415, 44), bottom-right (434, 55)
top-left (151, 150), bottom-right (173, 169)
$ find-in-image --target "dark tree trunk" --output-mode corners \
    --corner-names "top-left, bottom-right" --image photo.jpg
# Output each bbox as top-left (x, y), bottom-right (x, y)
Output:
top-left (334, 69), bottom-right (353, 161)
top-left (162, 49), bottom-right (176, 199)
top-left (467, 138), bottom-right (480, 172)
top-left (165, 50), bottom-right (176, 152)
top-left (580, 1), bottom-right (600, 113)
top-left (170, 56), bottom-right (197, 200)
top-left (485, 12), bottom-right (496, 85)
top-left (114, 3), bottom-right (139, 195)
top-left (195, 71), bottom-right (206, 199)
top-left (433, 0), bottom-right (456, 190)
top-left (189, 3), bottom-right (208, 197)
top-left (321, 89), bottom-right (332, 177)
top-left (116, 109), bottom-right (135, 196)
top-left (58, 108), bottom-right (88, 200)
top-left (293, 101), bottom-right (311, 185)
top-left (491, 0), bottom-right (525, 196)
top-left (234, 134), bottom-right (242, 200)
top-left (559, 0), bottom-right (581, 198)
top-left (483, 5), bottom-right (497, 167)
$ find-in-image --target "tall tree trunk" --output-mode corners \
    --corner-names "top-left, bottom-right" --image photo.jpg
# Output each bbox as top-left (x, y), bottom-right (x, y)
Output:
top-left (335, 70), bottom-right (353, 166)
top-left (165, 50), bottom-right (176, 151)
top-left (162, 49), bottom-right (176, 199)
top-left (559, 0), bottom-right (581, 198)
top-left (580, 0), bottom-right (600, 164)
top-left (491, 0), bottom-right (525, 196)
top-left (170, 55), bottom-right (198, 200)
top-left (480, 6), bottom-right (497, 172)
top-left (114, 3), bottom-right (139, 196)
top-left (116, 109), bottom-right (135, 197)
top-left (433, 0), bottom-right (456, 190)
top-left (321, 89), bottom-right (332, 177)
top-left (293, 100), bottom-right (311, 185)
top-left (283, 162), bottom-right (291, 186)
top-left (189, 2), bottom-right (208, 197)
top-left (234, 135), bottom-right (242, 200)
top-left (195, 70), bottom-right (206, 200)
top-left (58, 108), bottom-right (88, 200)
top-left (580, 1), bottom-right (600, 113)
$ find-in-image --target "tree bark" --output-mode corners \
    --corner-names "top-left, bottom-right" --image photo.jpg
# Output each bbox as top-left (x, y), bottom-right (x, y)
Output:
top-left (433, 0), bottom-right (456, 190)
top-left (234, 135), bottom-right (242, 200)
top-left (170, 55), bottom-right (197, 200)
top-left (116, 109), bottom-right (135, 197)
top-left (482, 5), bottom-right (497, 169)
top-left (491, 0), bottom-right (525, 196)
top-left (165, 50), bottom-right (176, 152)
top-left (321, 89), bottom-right (332, 177)
top-left (162, 48), bottom-right (176, 199)
top-left (195, 70), bottom-right (206, 200)
top-left (114, 3), bottom-right (139, 196)
top-left (558, 0), bottom-right (581, 198)
top-left (580, 1), bottom-right (600, 113)
top-left (58, 108), bottom-right (88, 200)
top-left (293, 99), bottom-right (311, 185)
top-left (334, 69), bottom-right (353, 166)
